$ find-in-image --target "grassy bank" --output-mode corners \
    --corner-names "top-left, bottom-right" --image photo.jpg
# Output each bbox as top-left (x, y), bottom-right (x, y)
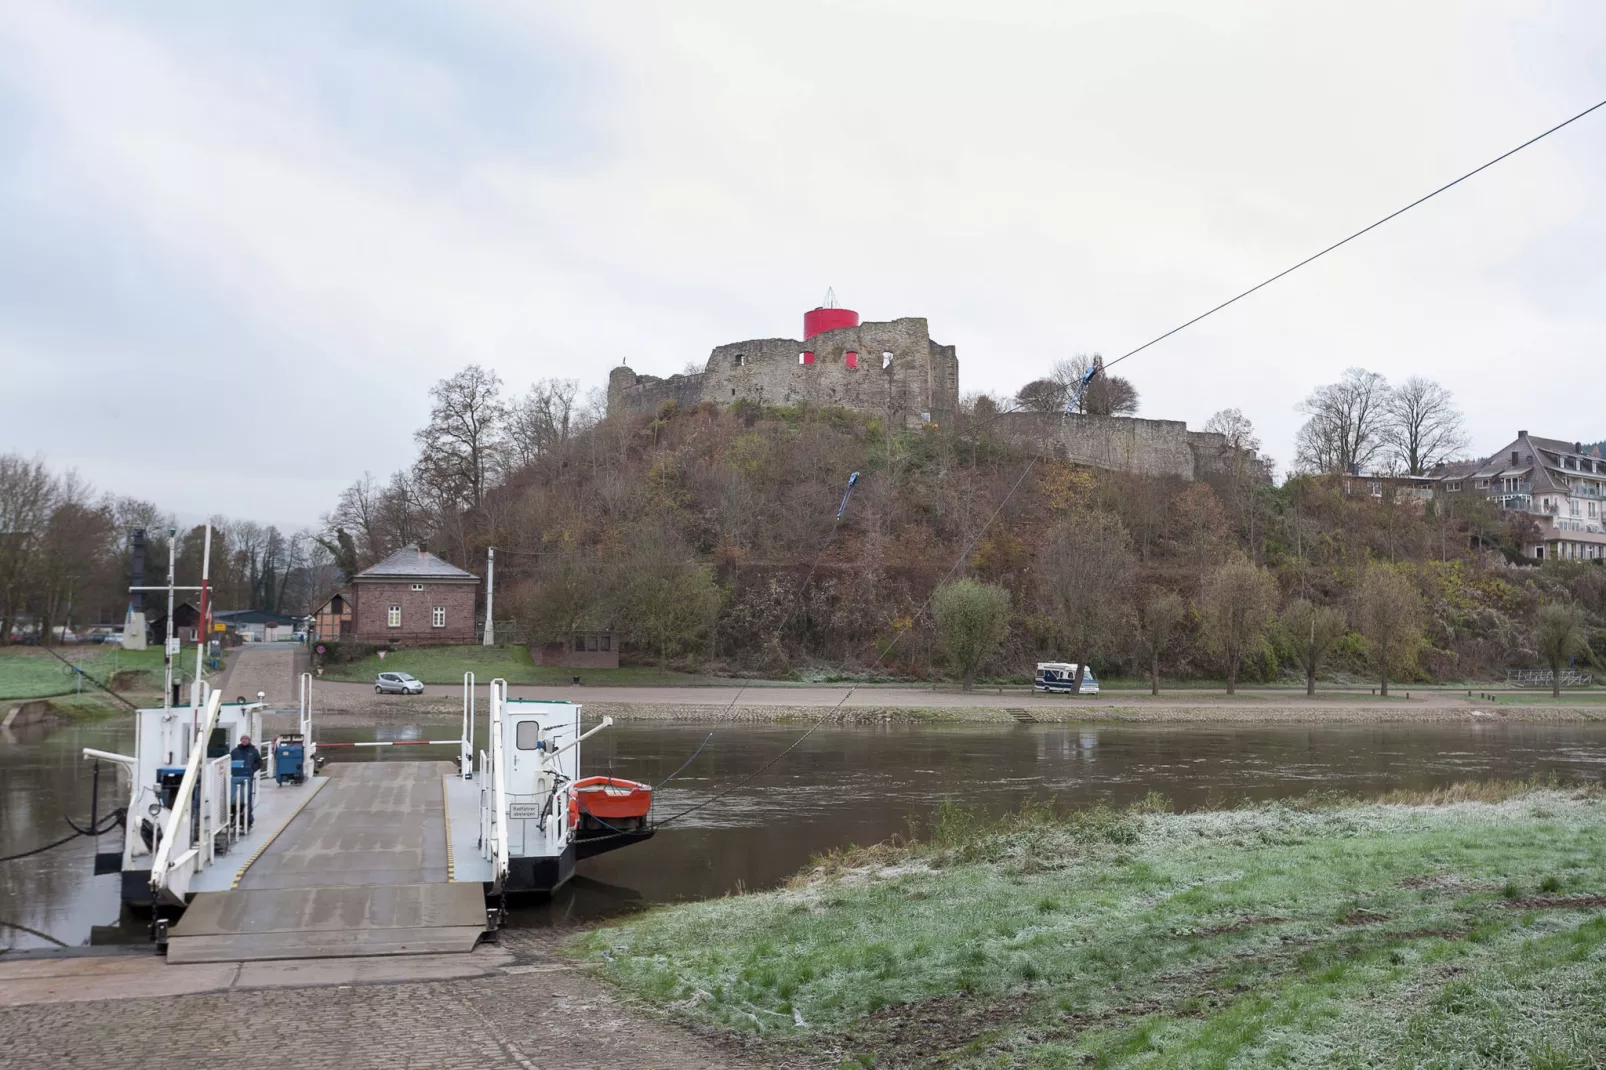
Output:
top-left (317, 644), bottom-right (713, 686)
top-left (0, 643), bottom-right (202, 700)
top-left (576, 783), bottom-right (1606, 1068)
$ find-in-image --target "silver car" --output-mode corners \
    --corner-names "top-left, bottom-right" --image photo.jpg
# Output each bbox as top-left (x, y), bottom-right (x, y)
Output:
top-left (375, 671), bottom-right (424, 695)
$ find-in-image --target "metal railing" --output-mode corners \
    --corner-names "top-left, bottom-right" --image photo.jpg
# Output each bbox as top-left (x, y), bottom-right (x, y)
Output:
top-left (150, 690), bottom-right (225, 904)
top-left (486, 678), bottom-right (509, 890)
top-left (1507, 668), bottom-right (1593, 688)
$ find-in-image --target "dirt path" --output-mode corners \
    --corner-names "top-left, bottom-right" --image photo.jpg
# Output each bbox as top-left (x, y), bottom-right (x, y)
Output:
top-left (293, 679), bottom-right (1603, 727)
top-left (0, 932), bottom-right (807, 1069)
top-left (216, 644), bottom-right (299, 706)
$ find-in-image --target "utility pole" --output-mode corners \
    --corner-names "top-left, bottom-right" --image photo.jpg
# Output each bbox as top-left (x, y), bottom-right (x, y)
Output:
top-left (483, 546), bottom-right (496, 646)
top-left (192, 524), bottom-right (211, 710)
top-left (130, 527), bottom-right (202, 711)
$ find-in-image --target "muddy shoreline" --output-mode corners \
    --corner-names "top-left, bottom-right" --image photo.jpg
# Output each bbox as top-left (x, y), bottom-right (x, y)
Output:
top-left (282, 689), bottom-right (1605, 729)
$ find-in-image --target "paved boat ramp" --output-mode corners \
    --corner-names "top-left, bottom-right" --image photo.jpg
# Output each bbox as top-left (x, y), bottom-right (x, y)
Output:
top-left (166, 761), bottom-right (495, 964)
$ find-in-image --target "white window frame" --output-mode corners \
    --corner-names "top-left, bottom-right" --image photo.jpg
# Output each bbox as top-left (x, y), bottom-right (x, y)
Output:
top-left (411, 583), bottom-right (424, 592)
top-left (388, 605), bottom-right (401, 628)
top-left (432, 606), bottom-right (445, 629)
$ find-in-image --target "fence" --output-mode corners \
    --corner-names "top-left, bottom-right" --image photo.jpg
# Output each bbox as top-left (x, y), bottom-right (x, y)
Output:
top-left (1506, 668), bottom-right (1593, 689)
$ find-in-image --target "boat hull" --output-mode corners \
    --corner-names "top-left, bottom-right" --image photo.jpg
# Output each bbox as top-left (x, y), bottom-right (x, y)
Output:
top-left (504, 844), bottom-right (576, 895)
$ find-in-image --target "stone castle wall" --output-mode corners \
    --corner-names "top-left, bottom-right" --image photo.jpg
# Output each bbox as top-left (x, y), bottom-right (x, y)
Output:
top-left (608, 317), bottom-right (959, 429)
top-left (606, 315), bottom-right (1254, 481)
top-left (997, 411), bottom-right (1241, 481)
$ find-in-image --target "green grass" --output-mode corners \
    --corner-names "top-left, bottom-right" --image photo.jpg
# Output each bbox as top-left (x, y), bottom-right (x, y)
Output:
top-left (317, 644), bottom-right (715, 686)
top-left (574, 783), bottom-right (1606, 1068)
top-left (1485, 690), bottom-right (1606, 706)
top-left (0, 643), bottom-right (205, 700)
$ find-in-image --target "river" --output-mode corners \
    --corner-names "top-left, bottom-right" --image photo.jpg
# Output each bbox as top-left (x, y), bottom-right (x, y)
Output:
top-left (4, 717), bottom-right (1604, 950)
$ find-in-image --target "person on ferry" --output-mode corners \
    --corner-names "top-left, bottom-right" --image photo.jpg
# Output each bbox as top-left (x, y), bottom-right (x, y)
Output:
top-left (231, 734), bottom-right (263, 826)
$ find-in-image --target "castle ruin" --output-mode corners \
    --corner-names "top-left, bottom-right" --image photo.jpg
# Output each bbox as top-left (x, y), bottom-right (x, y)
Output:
top-left (607, 297), bottom-right (1252, 482)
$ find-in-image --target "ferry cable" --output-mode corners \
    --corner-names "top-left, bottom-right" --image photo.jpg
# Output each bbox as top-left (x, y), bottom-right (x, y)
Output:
top-left (0, 810), bottom-right (123, 866)
top-left (0, 917), bottom-right (69, 949)
top-left (1099, 94), bottom-right (1606, 374)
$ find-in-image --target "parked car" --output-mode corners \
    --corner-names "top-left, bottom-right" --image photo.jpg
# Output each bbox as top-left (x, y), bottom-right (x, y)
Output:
top-left (1034, 662), bottom-right (1100, 695)
top-left (375, 671), bottom-right (425, 695)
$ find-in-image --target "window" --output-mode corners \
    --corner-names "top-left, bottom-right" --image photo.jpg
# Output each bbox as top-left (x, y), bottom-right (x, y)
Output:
top-left (573, 635), bottom-right (585, 652)
top-left (411, 583), bottom-right (424, 592)
top-left (799, 351), bottom-right (814, 366)
top-left (387, 605), bottom-right (401, 628)
top-left (881, 351), bottom-right (893, 369)
top-left (844, 351), bottom-right (859, 369)
top-left (1476, 479), bottom-right (1489, 488)
top-left (515, 721), bottom-right (541, 750)
top-left (732, 353), bottom-right (744, 367)
top-left (1446, 481), bottom-right (1461, 492)
top-left (432, 606), bottom-right (445, 628)
top-left (586, 635), bottom-right (599, 652)
top-left (600, 634), bottom-right (612, 652)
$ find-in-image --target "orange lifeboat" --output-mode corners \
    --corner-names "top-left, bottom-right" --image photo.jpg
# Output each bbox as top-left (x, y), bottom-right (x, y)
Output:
top-left (572, 776), bottom-right (652, 826)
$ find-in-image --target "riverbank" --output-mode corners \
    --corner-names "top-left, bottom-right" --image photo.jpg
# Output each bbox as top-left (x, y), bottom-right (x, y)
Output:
top-left (297, 682), bottom-right (1606, 728)
top-left (574, 782), bottom-right (1606, 1068)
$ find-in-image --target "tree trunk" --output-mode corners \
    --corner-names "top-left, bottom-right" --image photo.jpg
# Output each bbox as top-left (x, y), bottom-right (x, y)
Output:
top-left (963, 669), bottom-right (974, 692)
top-left (1150, 652), bottom-right (1159, 697)
top-left (1379, 670), bottom-right (1389, 698)
top-left (1307, 664), bottom-right (1316, 697)
top-left (1076, 663), bottom-right (1087, 696)
top-left (1552, 664), bottom-right (1561, 699)
top-left (1225, 658), bottom-right (1237, 696)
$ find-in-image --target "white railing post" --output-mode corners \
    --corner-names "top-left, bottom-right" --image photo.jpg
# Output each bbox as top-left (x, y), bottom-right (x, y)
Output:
top-left (461, 672), bottom-right (475, 778)
top-left (151, 690), bottom-right (224, 903)
top-left (489, 678), bottom-right (509, 890)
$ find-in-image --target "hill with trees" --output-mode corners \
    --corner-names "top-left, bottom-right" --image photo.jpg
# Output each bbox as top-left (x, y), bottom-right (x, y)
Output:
top-left (320, 364), bottom-right (1603, 686)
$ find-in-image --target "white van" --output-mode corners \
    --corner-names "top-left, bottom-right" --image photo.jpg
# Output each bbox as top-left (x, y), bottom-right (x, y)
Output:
top-left (1034, 662), bottom-right (1099, 695)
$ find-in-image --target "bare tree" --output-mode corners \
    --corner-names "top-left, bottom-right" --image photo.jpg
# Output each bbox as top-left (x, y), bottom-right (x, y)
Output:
top-left (1133, 589), bottom-right (1186, 695)
top-left (1293, 368), bottom-right (1389, 474)
top-left (1053, 355), bottom-right (1139, 417)
top-left (1382, 377), bottom-right (1469, 475)
top-left (326, 472), bottom-right (386, 567)
top-left (0, 454), bottom-right (56, 643)
top-left (1014, 378), bottom-right (1065, 413)
top-left (1198, 557), bottom-right (1278, 694)
top-left (1351, 562), bottom-right (1422, 696)
top-left (1535, 602), bottom-right (1592, 698)
top-left (1203, 408), bottom-right (1262, 454)
top-left (1278, 598), bottom-right (1348, 696)
top-left (508, 378), bottom-right (586, 473)
top-left (414, 364), bottom-right (508, 511)
top-left (1040, 510), bottom-right (1135, 692)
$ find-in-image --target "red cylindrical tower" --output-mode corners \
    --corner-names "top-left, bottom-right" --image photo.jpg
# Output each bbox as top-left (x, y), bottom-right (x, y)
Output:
top-left (804, 290), bottom-right (859, 339)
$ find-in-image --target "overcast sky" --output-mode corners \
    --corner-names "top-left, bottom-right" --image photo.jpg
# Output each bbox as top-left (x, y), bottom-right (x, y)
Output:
top-left (2, 1), bottom-right (1602, 527)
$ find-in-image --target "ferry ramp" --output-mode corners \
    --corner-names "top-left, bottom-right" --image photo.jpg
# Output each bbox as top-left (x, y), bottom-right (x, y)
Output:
top-left (166, 762), bottom-right (488, 964)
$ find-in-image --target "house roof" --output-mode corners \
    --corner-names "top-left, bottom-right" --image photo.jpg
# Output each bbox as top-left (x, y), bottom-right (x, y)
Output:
top-left (214, 609), bottom-right (301, 626)
top-left (354, 546), bottom-right (478, 583)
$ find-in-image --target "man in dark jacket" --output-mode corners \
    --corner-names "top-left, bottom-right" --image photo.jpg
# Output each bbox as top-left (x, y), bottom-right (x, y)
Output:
top-left (231, 734), bottom-right (263, 826)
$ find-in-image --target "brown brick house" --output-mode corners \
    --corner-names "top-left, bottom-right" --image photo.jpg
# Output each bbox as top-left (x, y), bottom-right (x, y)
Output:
top-left (350, 547), bottom-right (479, 644)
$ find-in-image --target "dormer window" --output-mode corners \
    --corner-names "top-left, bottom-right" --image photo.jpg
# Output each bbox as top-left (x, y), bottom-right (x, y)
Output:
top-left (845, 351), bottom-right (859, 370)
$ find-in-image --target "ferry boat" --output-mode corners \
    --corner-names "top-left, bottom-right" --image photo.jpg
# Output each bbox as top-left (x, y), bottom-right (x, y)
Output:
top-left (83, 673), bottom-right (656, 917)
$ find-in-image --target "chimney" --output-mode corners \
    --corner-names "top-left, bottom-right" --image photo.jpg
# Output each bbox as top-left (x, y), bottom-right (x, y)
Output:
top-left (1575, 442), bottom-right (1583, 453)
top-left (1518, 430), bottom-right (1527, 439)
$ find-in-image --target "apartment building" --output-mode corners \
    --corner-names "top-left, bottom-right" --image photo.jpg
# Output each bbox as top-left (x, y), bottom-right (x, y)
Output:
top-left (1441, 432), bottom-right (1606, 561)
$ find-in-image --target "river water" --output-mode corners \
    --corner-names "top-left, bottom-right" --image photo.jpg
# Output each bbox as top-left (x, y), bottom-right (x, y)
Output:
top-left (4, 718), bottom-right (1605, 950)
